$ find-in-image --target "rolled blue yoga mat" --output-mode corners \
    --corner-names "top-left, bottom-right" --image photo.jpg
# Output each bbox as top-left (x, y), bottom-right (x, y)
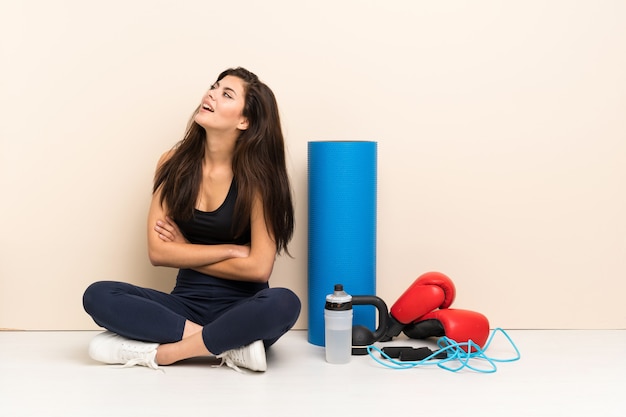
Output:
top-left (308, 141), bottom-right (377, 346)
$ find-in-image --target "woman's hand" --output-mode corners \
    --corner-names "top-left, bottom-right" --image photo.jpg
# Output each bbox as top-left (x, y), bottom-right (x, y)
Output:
top-left (154, 216), bottom-right (187, 243)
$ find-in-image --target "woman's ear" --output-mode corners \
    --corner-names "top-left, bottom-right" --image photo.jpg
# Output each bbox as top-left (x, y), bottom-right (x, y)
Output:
top-left (237, 117), bottom-right (249, 131)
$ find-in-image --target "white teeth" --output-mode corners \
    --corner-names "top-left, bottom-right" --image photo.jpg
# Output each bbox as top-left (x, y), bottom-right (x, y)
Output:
top-left (202, 103), bottom-right (214, 112)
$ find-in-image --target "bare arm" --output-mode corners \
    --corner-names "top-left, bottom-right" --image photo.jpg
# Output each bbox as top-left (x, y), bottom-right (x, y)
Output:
top-left (147, 152), bottom-right (249, 269)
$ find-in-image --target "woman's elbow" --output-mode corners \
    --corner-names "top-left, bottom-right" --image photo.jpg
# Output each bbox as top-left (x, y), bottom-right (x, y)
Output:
top-left (148, 254), bottom-right (162, 267)
top-left (251, 263), bottom-right (274, 283)
top-left (148, 247), bottom-right (167, 267)
top-left (247, 247), bottom-right (277, 283)
top-left (256, 272), bottom-right (271, 284)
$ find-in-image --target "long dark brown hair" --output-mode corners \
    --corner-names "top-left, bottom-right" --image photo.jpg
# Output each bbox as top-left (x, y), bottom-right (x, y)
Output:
top-left (153, 67), bottom-right (294, 255)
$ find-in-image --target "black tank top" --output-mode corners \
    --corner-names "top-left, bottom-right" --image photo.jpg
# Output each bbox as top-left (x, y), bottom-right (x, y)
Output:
top-left (175, 180), bottom-right (251, 246)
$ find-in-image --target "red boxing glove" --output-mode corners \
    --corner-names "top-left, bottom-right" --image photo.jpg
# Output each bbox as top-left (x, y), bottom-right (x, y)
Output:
top-left (390, 271), bottom-right (456, 324)
top-left (403, 308), bottom-right (490, 351)
top-left (383, 272), bottom-right (456, 340)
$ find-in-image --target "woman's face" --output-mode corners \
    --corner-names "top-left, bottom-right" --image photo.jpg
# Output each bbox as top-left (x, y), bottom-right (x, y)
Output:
top-left (194, 75), bottom-right (249, 133)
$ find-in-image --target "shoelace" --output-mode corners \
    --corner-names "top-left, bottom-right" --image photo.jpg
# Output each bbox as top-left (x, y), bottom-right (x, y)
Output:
top-left (215, 350), bottom-right (246, 373)
top-left (121, 357), bottom-right (160, 370)
top-left (118, 343), bottom-right (160, 371)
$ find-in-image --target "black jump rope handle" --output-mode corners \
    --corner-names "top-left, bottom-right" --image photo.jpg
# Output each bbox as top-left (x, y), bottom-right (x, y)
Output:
top-left (349, 295), bottom-right (445, 360)
top-left (351, 295), bottom-right (389, 355)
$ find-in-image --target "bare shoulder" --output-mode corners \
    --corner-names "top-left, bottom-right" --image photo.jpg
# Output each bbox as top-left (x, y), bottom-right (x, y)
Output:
top-left (152, 148), bottom-right (176, 195)
top-left (156, 148), bottom-right (176, 168)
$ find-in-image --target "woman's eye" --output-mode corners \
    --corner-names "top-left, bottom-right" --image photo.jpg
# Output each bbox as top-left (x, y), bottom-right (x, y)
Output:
top-left (224, 92), bottom-right (232, 99)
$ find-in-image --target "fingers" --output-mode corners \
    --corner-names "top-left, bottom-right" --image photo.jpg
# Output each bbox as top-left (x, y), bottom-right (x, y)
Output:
top-left (155, 220), bottom-right (174, 241)
top-left (165, 216), bottom-right (181, 233)
top-left (155, 217), bottom-right (187, 243)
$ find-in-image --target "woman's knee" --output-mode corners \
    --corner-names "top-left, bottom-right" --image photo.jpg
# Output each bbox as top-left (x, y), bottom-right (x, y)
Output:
top-left (268, 287), bottom-right (301, 326)
top-left (82, 281), bottom-right (119, 315)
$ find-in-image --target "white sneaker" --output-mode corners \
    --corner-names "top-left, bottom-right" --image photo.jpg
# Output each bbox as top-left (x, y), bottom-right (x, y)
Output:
top-left (217, 340), bottom-right (267, 372)
top-left (89, 331), bottom-right (159, 370)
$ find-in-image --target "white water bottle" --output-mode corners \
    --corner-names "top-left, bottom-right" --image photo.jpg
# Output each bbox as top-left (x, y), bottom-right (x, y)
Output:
top-left (324, 284), bottom-right (353, 364)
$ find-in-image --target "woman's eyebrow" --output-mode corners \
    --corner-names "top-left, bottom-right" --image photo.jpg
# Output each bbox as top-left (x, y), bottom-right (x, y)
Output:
top-left (223, 86), bottom-right (237, 96)
top-left (213, 81), bottom-right (238, 96)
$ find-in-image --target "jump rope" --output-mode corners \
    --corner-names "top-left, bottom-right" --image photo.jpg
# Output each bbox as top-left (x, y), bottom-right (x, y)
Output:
top-left (365, 327), bottom-right (521, 373)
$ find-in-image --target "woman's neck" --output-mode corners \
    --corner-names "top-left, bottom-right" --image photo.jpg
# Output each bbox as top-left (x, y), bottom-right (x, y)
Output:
top-left (203, 132), bottom-right (236, 172)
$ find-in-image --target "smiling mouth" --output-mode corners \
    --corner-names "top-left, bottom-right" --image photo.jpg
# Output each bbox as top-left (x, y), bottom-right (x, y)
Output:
top-left (202, 103), bottom-right (214, 112)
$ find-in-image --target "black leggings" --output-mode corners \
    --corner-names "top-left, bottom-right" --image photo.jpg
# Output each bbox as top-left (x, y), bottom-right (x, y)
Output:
top-left (82, 269), bottom-right (301, 355)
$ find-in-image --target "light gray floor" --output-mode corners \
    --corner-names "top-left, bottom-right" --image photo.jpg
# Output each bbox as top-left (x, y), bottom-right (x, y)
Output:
top-left (0, 329), bottom-right (624, 417)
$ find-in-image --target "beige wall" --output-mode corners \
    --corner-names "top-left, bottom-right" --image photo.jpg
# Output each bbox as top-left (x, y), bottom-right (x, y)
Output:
top-left (1, 1), bottom-right (624, 330)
